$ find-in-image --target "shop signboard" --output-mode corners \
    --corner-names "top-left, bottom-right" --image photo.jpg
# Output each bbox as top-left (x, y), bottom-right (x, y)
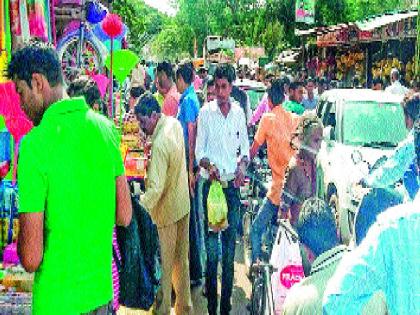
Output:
top-left (407, 17), bottom-right (417, 37)
top-left (296, 0), bottom-right (315, 25)
top-left (348, 26), bottom-right (359, 43)
top-left (371, 27), bottom-right (383, 41)
top-left (317, 28), bottom-right (348, 47)
top-left (358, 30), bottom-right (373, 42)
top-left (384, 21), bottom-right (404, 40)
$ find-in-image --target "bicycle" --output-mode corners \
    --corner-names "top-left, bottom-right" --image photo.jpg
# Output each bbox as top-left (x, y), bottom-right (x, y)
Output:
top-left (242, 158), bottom-right (272, 269)
top-left (250, 263), bottom-right (276, 315)
top-left (55, 0), bottom-right (109, 84)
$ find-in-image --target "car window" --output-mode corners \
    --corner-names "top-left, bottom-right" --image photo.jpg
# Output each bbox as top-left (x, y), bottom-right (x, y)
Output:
top-left (317, 99), bottom-right (326, 118)
top-left (322, 101), bottom-right (336, 128)
top-left (247, 89), bottom-right (265, 110)
top-left (342, 101), bottom-right (407, 146)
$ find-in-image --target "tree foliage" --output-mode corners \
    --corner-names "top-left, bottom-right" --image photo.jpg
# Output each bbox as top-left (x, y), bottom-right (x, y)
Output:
top-left (116, 0), bottom-right (416, 60)
top-left (113, 0), bottom-right (167, 55)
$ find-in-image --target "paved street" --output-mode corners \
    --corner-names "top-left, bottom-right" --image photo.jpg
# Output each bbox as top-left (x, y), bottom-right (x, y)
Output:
top-left (118, 241), bottom-right (252, 315)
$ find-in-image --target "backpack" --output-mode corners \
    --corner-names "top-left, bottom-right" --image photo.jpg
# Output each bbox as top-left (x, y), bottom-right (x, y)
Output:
top-left (116, 196), bottom-right (161, 310)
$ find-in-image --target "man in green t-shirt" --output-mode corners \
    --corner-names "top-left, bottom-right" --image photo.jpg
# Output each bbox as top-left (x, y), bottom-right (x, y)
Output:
top-left (283, 81), bottom-right (305, 115)
top-left (8, 42), bottom-right (132, 314)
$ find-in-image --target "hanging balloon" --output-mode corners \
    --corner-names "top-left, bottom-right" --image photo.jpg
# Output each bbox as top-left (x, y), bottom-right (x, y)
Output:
top-left (101, 14), bottom-right (124, 39)
top-left (104, 39), bottom-right (122, 53)
top-left (94, 22), bottom-right (127, 42)
top-left (86, 0), bottom-right (108, 24)
top-left (92, 23), bottom-right (109, 42)
top-left (105, 49), bottom-right (139, 85)
top-left (91, 74), bottom-right (110, 99)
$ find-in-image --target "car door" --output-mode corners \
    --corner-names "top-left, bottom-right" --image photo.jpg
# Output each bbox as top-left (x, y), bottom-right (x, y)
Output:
top-left (317, 97), bottom-right (337, 199)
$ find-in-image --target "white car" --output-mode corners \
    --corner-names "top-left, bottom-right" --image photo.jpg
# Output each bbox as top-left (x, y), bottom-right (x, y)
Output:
top-left (316, 89), bottom-right (408, 244)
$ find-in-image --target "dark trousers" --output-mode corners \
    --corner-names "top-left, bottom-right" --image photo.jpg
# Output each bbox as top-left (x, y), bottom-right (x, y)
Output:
top-left (203, 180), bottom-right (240, 315)
top-left (189, 193), bottom-right (204, 282)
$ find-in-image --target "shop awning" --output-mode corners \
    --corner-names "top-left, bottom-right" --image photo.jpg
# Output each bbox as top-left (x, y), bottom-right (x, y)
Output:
top-left (356, 10), bottom-right (418, 31)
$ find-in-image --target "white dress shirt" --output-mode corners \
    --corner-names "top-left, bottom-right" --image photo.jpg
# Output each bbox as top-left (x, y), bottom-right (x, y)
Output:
top-left (196, 100), bottom-right (250, 181)
top-left (385, 81), bottom-right (409, 96)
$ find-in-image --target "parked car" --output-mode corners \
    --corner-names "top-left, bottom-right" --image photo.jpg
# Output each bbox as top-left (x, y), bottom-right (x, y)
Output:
top-left (316, 89), bottom-right (408, 244)
top-left (234, 79), bottom-right (266, 110)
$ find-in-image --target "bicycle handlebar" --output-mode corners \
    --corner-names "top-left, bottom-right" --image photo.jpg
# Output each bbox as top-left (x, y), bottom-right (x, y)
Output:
top-left (251, 263), bottom-right (276, 273)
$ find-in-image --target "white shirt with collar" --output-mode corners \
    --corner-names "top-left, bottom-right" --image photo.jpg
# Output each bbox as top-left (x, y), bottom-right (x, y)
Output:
top-left (196, 99), bottom-right (250, 182)
top-left (385, 80), bottom-right (409, 96)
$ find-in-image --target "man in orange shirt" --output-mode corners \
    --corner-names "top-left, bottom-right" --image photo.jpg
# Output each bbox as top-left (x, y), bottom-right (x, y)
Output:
top-left (156, 61), bottom-right (180, 117)
top-left (249, 79), bottom-right (300, 264)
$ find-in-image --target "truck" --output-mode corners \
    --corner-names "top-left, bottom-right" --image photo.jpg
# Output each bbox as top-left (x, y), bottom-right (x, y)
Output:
top-left (203, 36), bottom-right (235, 73)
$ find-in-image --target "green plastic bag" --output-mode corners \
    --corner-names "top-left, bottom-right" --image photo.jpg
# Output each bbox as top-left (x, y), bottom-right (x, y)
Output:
top-left (207, 181), bottom-right (228, 231)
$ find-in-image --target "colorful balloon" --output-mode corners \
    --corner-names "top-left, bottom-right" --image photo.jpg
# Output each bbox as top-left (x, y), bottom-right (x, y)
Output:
top-left (105, 49), bottom-right (139, 84)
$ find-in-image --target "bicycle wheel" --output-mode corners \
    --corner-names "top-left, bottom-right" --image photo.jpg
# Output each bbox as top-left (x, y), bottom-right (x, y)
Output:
top-left (242, 210), bottom-right (252, 261)
top-left (251, 272), bottom-right (266, 315)
top-left (57, 31), bottom-right (103, 85)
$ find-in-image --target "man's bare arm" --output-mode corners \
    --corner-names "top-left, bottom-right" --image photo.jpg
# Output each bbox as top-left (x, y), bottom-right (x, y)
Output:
top-left (116, 175), bottom-right (132, 227)
top-left (18, 212), bottom-right (44, 273)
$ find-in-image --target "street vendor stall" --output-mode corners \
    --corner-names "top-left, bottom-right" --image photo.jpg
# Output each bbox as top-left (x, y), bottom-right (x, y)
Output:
top-left (356, 10), bottom-right (418, 85)
top-left (0, 3), bottom-right (132, 311)
top-left (297, 9), bottom-right (418, 87)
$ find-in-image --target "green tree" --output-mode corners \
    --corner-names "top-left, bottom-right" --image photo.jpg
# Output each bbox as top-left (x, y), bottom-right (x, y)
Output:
top-left (144, 0), bottom-right (417, 61)
top-left (113, 0), bottom-right (167, 55)
top-left (345, 0), bottom-right (412, 22)
top-left (261, 21), bottom-right (287, 60)
top-left (150, 21), bottom-right (194, 60)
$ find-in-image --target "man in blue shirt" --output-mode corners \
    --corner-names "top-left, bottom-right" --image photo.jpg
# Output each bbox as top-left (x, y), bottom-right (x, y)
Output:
top-left (175, 61), bottom-right (203, 286)
top-left (323, 194), bottom-right (420, 315)
top-left (302, 78), bottom-right (318, 111)
top-left (323, 117), bottom-right (420, 315)
top-left (362, 93), bottom-right (419, 199)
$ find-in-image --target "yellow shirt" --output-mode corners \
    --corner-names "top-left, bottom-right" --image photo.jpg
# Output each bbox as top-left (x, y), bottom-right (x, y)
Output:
top-left (141, 115), bottom-right (190, 227)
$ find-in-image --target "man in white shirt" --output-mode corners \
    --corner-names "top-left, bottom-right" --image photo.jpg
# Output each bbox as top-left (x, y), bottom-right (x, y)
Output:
top-left (385, 68), bottom-right (408, 96)
top-left (130, 61), bottom-right (146, 89)
top-left (195, 64), bottom-right (250, 315)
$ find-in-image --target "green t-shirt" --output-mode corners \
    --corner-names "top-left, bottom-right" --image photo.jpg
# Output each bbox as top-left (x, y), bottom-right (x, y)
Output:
top-left (18, 97), bottom-right (124, 314)
top-left (283, 100), bottom-right (305, 116)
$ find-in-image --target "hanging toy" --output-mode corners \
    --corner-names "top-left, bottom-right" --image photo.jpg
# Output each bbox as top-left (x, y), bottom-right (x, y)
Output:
top-left (101, 13), bottom-right (124, 119)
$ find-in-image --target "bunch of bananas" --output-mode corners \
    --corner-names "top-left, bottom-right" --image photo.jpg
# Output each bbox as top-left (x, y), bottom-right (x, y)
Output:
top-left (371, 57), bottom-right (411, 80)
top-left (336, 52), bottom-right (365, 84)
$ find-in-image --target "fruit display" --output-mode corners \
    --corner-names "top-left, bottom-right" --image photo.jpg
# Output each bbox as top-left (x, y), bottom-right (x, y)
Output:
top-left (1, 264), bottom-right (33, 293)
top-left (336, 51), bottom-right (365, 84)
top-left (121, 112), bottom-right (141, 151)
top-left (371, 56), bottom-right (415, 83)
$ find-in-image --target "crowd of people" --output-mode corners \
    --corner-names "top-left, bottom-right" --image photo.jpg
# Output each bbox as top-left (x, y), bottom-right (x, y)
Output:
top-left (4, 39), bottom-right (419, 315)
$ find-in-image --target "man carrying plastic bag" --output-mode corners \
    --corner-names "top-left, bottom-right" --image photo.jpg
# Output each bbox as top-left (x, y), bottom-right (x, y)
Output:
top-left (196, 64), bottom-right (249, 315)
